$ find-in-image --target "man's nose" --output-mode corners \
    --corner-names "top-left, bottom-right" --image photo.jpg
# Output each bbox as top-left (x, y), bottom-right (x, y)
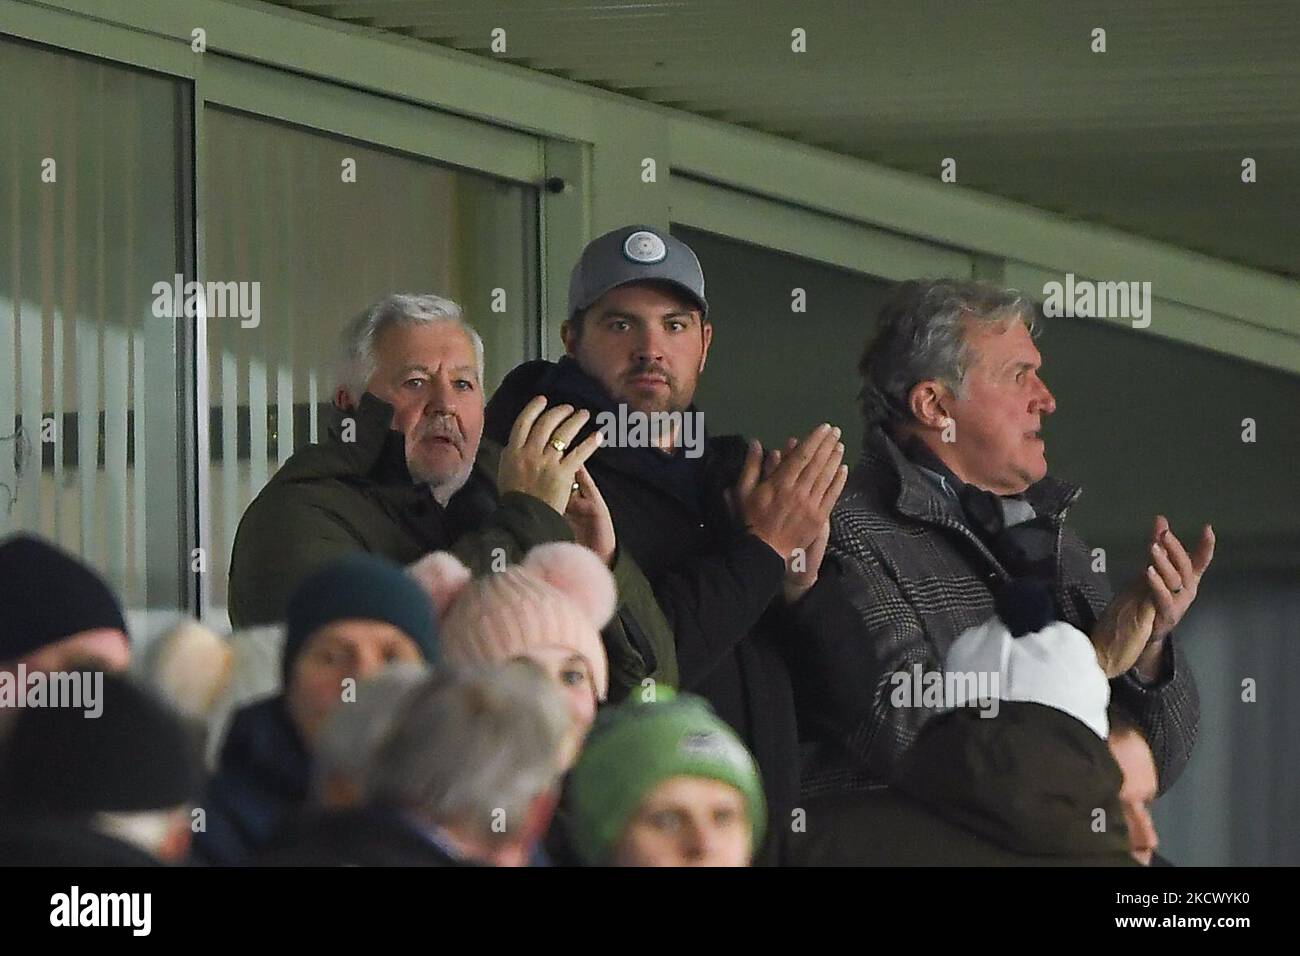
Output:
top-left (425, 376), bottom-right (457, 413)
top-left (695, 823), bottom-right (732, 863)
top-left (678, 822), bottom-right (707, 862)
top-left (632, 326), bottom-right (665, 362)
top-left (1032, 376), bottom-right (1056, 416)
top-left (354, 646), bottom-right (386, 682)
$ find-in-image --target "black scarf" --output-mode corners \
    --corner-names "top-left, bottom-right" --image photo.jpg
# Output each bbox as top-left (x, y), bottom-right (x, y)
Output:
top-left (518, 357), bottom-right (708, 514)
top-left (899, 435), bottom-right (1059, 629)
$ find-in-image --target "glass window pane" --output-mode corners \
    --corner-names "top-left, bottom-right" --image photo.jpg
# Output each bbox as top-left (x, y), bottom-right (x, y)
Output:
top-left (0, 36), bottom-right (187, 621)
top-left (203, 108), bottom-right (538, 625)
top-left (674, 225), bottom-right (896, 464)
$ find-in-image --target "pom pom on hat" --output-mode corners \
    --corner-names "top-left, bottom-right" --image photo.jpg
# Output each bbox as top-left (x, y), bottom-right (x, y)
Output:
top-left (407, 551), bottom-right (475, 617)
top-left (409, 542), bottom-right (614, 701)
top-left (142, 620), bottom-right (233, 720)
top-left (520, 542), bottom-right (618, 632)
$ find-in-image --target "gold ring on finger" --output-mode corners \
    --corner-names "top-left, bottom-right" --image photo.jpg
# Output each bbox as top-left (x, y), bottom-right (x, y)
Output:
top-left (550, 438), bottom-right (568, 453)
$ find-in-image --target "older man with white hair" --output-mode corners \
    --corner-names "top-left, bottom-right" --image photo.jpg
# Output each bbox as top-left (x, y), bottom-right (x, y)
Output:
top-left (817, 278), bottom-right (1208, 798)
top-left (228, 293), bottom-right (579, 626)
top-left (228, 293), bottom-right (677, 701)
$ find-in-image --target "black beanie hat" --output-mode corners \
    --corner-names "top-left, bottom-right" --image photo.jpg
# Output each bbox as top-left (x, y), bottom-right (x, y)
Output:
top-left (0, 672), bottom-right (203, 815)
top-left (0, 534), bottom-right (129, 663)
top-left (282, 552), bottom-right (440, 685)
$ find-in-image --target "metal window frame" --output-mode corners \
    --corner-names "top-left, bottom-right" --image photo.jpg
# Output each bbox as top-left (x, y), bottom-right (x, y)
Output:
top-left (10, 0), bottom-right (1295, 371)
top-left (190, 59), bottom-right (552, 619)
top-left (7, 0), bottom-right (1300, 620)
top-left (670, 176), bottom-right (977, 282)
top-left (3, 0), bottom-right (569, 620)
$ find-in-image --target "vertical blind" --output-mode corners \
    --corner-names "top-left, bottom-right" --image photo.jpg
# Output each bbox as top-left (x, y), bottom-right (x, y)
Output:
top-left (0, 38), bottom-right (185, 613)
top-left (200, 107), bottom-right (538, 624)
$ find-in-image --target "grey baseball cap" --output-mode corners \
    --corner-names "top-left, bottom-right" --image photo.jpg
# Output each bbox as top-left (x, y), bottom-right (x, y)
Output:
top-left (567, 225), bottom-right (708, 321)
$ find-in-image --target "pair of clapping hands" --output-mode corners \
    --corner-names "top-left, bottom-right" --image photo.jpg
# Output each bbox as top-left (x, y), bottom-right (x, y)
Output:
top-left (497, 395), bottom-right (848, 601)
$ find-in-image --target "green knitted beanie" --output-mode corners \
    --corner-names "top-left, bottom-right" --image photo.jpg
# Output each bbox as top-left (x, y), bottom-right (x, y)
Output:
top-left (567, 688), bottom-right (766, 865)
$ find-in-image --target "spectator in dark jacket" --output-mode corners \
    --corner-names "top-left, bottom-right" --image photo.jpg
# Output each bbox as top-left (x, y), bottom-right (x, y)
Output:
top-left (192, 552), bottom-right (438, 865)
top-left (820, 278), bottom-right (1207, 796)
top-left (484, 225), bottom-right (879, 864)
top-left (789, 606), bottom-right (1137, 866)
top-left (227, 292), bottom-right (677, 701)
top-left (261, 662), bottom-right (571, 867)
top-left (249, 665), bottom-right (427, 862)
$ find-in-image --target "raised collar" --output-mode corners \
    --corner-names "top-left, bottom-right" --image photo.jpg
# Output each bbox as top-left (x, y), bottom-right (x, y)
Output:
top-left (322, 391), bottom-right (410, 482)
top-left (868, 426), bottom-right (1081, 528)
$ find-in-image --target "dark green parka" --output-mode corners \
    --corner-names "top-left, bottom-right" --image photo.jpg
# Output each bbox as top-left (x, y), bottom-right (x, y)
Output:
top-left (788, 702), bottom-right (1139, 866)
top-left (227, 392), bottom-right (677, 699)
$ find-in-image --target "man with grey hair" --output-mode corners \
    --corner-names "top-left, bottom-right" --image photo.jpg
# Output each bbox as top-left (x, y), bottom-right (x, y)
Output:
top-left (228, 293), bottom-right (613, 629)
top-left (333, 294), bottom-right (489, 502)
top-left (816, 278), bottom-right (1208, 798)
top-left (310, 662), bottom-right (429, 811)
top-left (261, 662), bottom-right (571, 866)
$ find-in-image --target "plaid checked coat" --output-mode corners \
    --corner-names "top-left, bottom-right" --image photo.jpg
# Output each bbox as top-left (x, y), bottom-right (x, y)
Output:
top-left (813, 426), bottom-right (1199, 797)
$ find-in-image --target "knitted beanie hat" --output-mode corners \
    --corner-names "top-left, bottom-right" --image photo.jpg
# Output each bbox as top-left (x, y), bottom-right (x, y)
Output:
top-left (408, 542), bottom-right (614, 701)
top-left (0, 534), bottom-right (128, 662)
top-left (0, 672), bottom-right (203, 815)
top-left (283, 552), bottom-right (440, 685)
top-left (944, 615), bottom-right (1112, 739)
top-left (565, 688), bottom-right (767, 865)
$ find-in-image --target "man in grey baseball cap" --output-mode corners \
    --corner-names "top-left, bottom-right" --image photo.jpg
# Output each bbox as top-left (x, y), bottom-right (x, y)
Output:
top-left (560, 224), bottom-right (711, 417)
top-left (483, 224), bottom-right (876, 865)
top-left (568, 225), bottom-right (709, 321)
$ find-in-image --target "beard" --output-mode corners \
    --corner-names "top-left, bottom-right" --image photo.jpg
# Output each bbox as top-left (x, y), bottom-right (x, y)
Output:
top-left (422, 461), bottom-right (474, 506)
top-left (406, 415), bottom-right (474, 502)
top-left (615, 360), bottom-right (692, 414)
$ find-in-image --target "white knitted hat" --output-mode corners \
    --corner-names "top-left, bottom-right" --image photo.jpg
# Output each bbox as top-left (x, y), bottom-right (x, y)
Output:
top-left (944, 616), bottom-right (1111, 739)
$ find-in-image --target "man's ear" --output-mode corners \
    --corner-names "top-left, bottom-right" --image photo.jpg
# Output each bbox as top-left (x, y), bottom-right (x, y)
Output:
top-left (560, 319), bottom-right (579, 356)
top-left (698, 319), bottom-right (713, 374)
top-left (334, 386), bottom-right (355, 412)
top-left (908, 380), bottom-right (953, 430)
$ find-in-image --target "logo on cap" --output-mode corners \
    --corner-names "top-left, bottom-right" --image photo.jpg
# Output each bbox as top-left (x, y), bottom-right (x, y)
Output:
top-left (623, 230), bottom-right (667, 264)
top-left (679, 730), bottom-right (748, 769)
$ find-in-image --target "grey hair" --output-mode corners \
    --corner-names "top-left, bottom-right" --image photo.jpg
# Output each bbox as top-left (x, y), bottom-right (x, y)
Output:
top-left (366, 662), bottom-right (571, 841)
top-left (311, 662), bottom-right (431, 802)
top-left (858, 278), bottom-right (1039, 433)
top-left (338, 293), bottom-right (485, 402)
